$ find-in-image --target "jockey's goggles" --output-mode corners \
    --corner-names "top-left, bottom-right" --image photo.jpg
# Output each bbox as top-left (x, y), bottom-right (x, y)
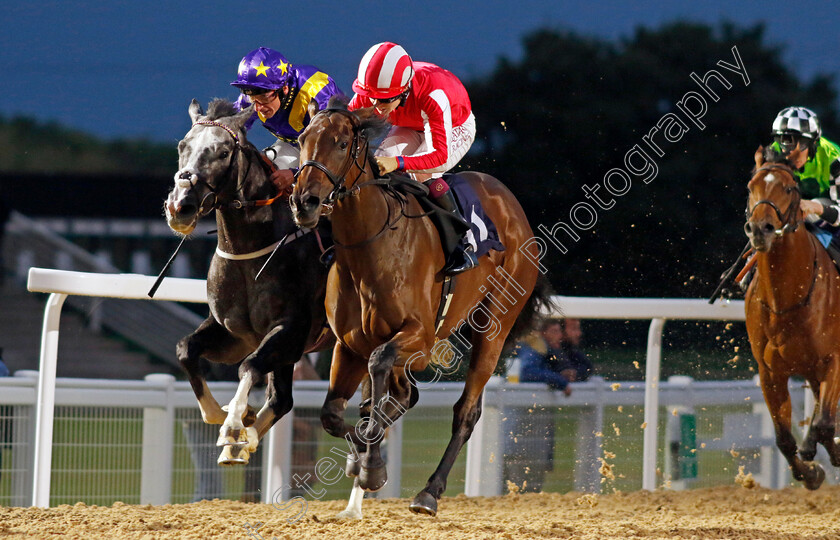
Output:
top-left (775, 132), bottom-right (805, 153)
top-left (248, 91), bottom-right (279, 105)
top-left (372, 91), bottom-right (406, 104)
top-left (241, 86), bottom-right (276, 97)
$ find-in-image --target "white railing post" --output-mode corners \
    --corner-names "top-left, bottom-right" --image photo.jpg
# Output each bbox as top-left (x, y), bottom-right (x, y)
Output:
top-left (140, 374), bottom-right (176, 504)
top-left (642, 317), bottom-right (665, 491)
top-left (263, 411), bottom-right (294, 503)
top-left (575, 376), bottom-right (604, 492)
top-left (464, 376), bottom-right (503, 496)
top-left (32, 292), bottom-right (67, 508)
top-left (380, 417), bottom-right (403, 498)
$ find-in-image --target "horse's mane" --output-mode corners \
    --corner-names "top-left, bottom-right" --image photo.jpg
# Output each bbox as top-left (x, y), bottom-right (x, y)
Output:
top-left (205, 98), bottom-right (240, 121)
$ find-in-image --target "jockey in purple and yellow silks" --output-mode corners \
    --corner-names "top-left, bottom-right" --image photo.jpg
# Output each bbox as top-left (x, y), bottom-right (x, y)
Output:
top-left (231, 47), bottom-right (345, 191)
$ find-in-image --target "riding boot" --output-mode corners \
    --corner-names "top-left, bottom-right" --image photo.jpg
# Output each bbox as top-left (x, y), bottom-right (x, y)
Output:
top-left (425, 184), bottom-right (478, 275)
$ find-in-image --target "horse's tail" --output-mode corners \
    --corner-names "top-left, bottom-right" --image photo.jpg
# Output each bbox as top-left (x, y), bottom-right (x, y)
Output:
top-left (504, 274), bottom-right (557, 351)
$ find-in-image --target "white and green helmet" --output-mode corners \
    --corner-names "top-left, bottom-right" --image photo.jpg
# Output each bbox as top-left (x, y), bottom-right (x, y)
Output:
top-left (772, 106), bottom-right (822, 140)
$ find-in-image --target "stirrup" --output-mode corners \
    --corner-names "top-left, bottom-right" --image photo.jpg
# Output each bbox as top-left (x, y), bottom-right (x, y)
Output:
top-left (443, 245), bottom-right (478, 275)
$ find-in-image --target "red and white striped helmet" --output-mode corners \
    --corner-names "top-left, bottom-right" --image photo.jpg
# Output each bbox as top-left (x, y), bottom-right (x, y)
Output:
top-left (352, 42), bottom-right (414, 99)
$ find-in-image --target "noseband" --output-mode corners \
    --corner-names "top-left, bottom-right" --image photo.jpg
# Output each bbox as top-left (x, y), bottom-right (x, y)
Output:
top-left (296, 108), bottom-right (372, 208)
top-left (746, 163), bottom-right (802, 236)
top-left (181, 120), bottom-right (243, 217)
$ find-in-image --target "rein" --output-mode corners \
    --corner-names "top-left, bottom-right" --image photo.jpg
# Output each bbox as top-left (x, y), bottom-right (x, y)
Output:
top-left (296, 108), bottom-right (432, 249)
top-left (151, 119), bottom-right (293, 296)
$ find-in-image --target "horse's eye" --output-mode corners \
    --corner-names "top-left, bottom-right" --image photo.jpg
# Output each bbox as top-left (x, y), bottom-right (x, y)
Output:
top-left (339, 141), bottom-right (349, 150)
top-left (220, 151), bottom-right (229, 159)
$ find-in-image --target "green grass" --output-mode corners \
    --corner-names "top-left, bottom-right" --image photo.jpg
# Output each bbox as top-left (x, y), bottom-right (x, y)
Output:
top-left (0, 398), bottom-right (788, 506)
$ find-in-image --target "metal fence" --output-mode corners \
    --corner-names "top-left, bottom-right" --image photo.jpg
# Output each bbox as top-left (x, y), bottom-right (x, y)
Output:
top-left (0, 372), bottom-right (821, 507)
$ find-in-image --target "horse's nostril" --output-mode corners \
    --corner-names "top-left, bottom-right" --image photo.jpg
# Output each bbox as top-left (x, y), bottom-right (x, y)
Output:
top-left (179, 203), bottom-right (197, 216)
top-left (744, 222), bottom-right (753, 235)
top-left (179, 171), bottom-right (192, 180)
top-left (763, 223), bottom-right (775, 234)
top-left (304, 195), bottom-right (321, 209)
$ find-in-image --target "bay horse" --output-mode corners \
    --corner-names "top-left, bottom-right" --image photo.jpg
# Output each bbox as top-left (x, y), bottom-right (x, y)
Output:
top-left (745, 145), bottom-right (840, 490)
top-left (290, 103), bottom-right (547, 516)
top-left (164, 99), bottom-right (332, 465)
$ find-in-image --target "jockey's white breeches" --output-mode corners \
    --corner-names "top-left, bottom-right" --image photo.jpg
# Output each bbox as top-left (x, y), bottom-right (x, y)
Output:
top-left (375, 113), bottom-right (476, 181)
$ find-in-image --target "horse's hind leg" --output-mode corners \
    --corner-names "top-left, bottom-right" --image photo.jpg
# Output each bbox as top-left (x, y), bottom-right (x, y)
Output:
top-left (759, 363), bottom-right (825, 489)
top-left (410, 331), bottom-right (502, 516)
top-left (809, 356), bottom-right (840, 466)
top-left (178, 316), bottom-right (250, 424)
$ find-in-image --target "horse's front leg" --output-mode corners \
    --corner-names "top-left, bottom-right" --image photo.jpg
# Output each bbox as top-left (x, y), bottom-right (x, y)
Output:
top-left (800, 379), bottom-right (821, 461)
top-left (759, 360), bottom-right (825, 490)
top-left (177, 316), bottom-right (250, 425)
top-left (359, 327), bottom-right (423, 492)
top-left (218, 324), bottom-right (302, 465)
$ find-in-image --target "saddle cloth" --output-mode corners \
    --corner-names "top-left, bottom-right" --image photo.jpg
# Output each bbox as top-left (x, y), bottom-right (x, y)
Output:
top-left (446, 173), bottom-right (505, 258)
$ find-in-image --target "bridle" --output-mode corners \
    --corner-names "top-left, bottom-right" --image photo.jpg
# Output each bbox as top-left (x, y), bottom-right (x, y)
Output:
top-left (747, 162), bottom-right (818, 314)
top-left (295, 108), bottom-right (424, 249)
top-left (745, 162), bottom-right (803, 236)
top-left (295, 107), bottom-right (374, 211)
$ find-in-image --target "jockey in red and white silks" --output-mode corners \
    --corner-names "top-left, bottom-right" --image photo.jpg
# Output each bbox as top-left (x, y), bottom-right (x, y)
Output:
top-left (348, 41), bottom-right (479, 274)
top-left (348, 42), bottom-right (476, 182)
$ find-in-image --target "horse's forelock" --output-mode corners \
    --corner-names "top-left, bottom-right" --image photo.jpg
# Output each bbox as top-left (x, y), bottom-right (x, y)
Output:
top-left (205, 99), bottom-right (239, 121)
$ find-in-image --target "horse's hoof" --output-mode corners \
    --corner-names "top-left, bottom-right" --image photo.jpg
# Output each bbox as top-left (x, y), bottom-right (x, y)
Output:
top-left (244, 426), bottom-right (259, 453)
top-left (359, 465), bottom-right (387, 492)
top-left (345, 452), bottom-right (362, 477)
top-left (803, 462), bottom-right (826, 490)
top-left (217, 425), bottom-right (246, 447)
top-left (335, 509), bottom-right (362, 520)
top-left (218, 444), bottom-right (249, 466)
top-left (409, 491), bottom-right (438, 516)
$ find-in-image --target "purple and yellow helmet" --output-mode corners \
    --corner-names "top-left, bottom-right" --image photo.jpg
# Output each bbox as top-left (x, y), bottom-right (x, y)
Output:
top-left (230, 47), bottom-right (293, 93)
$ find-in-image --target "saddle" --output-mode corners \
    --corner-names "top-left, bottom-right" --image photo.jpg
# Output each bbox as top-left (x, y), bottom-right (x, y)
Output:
top-left (386, 173), bottom-right (470, 253)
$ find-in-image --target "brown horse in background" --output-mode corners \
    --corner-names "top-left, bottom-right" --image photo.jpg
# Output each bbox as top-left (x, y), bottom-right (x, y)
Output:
top-left (745, 145), bottom-right (840, 489)
top-left (290, 103), bottom-right (547, 516)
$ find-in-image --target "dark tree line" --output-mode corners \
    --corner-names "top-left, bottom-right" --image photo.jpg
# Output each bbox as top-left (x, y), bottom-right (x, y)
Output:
top-left (461, 22), bottom-right (838, 298)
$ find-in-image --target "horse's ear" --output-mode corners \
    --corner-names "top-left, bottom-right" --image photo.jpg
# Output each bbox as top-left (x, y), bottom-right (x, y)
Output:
top-left (188, 99), bottom-right (204, 124)
top-left (229, 105), bottom-right (254, 132)
top-left (308, 100), bottom-right (320, 119)
top-left (354, 106), bottom-right (377, 124)
top-left (754, 146), bottom-right (765, 169)
top-left (788, 144), bottom-right (805, 166)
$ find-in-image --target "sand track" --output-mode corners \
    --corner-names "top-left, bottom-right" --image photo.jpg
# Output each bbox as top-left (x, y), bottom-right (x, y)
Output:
top-left (2, 485), bottom-right (840, 539)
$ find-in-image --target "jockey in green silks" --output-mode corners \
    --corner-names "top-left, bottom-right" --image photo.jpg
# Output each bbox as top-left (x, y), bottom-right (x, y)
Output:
top-left (770, 106), bottom-right (840, 249)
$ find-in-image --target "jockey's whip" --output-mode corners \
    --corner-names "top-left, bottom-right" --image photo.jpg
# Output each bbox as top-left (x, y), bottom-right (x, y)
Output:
top-left (708, 240), bottom-right (752, 304)
top-left (148, 234), bottom-right (189, 298)
top-left (255, 230), bottom-right (293, 281)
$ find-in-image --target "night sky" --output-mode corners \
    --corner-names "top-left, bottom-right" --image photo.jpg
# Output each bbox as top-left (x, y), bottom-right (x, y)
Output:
top-left (1, 0), bottom-right (838, 148)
